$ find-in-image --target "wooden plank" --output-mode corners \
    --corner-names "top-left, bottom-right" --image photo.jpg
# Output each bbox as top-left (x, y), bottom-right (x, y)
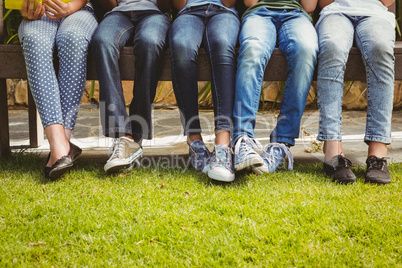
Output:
top-left (0, 2), bottom-right (11, 157)
top-left (27, 85), bottom-right (44, 147)
top-left (0, 78), bottom-right (10, 157)
top-left (3, 44), bottom-right (402, 81)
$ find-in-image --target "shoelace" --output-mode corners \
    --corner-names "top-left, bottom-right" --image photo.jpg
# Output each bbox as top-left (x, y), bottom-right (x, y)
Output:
top-left (190, 141), bottom-right (210, 158)
top-left (234, 136), bottom-right (263, 157)
top-left (367, 156), bottom-right (386, 171)
top-left (264, 143), bottom-right (294, 170)
top-left (107, 138), bottom-right (125, 159)
top-left (213, 146), bottom-right (231, 168)
top-left (330, 155), bottom-right (352, 169)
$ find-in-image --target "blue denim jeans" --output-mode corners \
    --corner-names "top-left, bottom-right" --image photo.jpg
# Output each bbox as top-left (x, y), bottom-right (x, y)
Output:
top-left (232, 8), bottom-right (318, 146)
top-left (316, 14), bottom-right (395, 144)
top-left (169, 4), bottom-right (240, 135)
top-left (91, 11), bottom-right (171, 139)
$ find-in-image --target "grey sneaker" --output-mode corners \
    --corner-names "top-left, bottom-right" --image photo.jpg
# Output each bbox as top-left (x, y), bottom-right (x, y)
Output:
top-left (208, 144), bottom-right (235, 182)
top-left (252, 143), bottom-right (293, 174)
top-left (189, 140), bottom-right (211, 174)
top-left (234, 136), bottom-right (264, 171)
top-left (104, 137), bottom-right (143, 173)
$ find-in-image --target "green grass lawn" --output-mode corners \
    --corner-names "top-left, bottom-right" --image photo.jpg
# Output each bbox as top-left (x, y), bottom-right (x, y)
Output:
top-left (0, 153), bottom-right (401, 267)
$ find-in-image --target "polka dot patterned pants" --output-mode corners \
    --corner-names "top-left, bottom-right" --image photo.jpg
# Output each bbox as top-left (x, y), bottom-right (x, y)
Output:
top-left (18, 7), bottom-right (98, 129)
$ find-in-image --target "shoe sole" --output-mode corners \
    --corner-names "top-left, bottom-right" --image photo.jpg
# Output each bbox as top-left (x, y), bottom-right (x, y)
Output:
top-left (364, 178), bottom-right (391, 185)
top-left (208, 168), bottom-right (235, 182)
top-left (104, 148), bottom-right (143, 174)
top-left (48, 163), bottom-right (73, 180)
top-left (252, 165), bottom-right (267, 175)
top-left (235, 157), bottom-right (264, 171)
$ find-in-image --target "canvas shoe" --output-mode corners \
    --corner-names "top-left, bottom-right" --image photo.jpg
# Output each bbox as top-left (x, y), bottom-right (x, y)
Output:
top-left (323, 155), bottom-right (356, 184)
top-left (208, 144), bottom-right (235, 182)
top-left (104, 137), bottom-right (143, 173)
top-left (365, 155), bottom-right (391, 184)
top-left (189, 140), bottom-right (211, 174)
top-left (233, 135), bottom-right (264, 171)
top-left (252, 143), bottom-right (294, 174)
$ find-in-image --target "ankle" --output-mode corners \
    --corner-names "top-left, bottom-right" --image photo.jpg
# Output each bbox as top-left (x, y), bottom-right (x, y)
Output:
top-left (187, 134), bottom-right (202, 145)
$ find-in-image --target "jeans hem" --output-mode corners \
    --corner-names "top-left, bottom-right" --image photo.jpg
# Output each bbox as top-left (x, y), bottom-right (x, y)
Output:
top-left (270, 136), bottom-right (295, 146)
top-left (316, 135), bottom-right (342, 141)
top-left (104, 127), bottom-right (132, 138)
top-left (364, 135), bottom-right (391, 145)
top-left (132, 132), bottom-right (152, 140)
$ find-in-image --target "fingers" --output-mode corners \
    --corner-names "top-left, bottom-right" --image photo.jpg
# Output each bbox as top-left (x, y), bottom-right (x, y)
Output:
top-left (20, 0), bottom-right (44, 20)
top-left (44, 0), bottom-right (61, 14)
top-left (36, 2), bottom-right (46, 18)
top-left (21, 0), bottom-right (29, 13)
top-left (28, 0), bottom-right (35, 13)
top-left (45, 10), bottom-right (57, 19)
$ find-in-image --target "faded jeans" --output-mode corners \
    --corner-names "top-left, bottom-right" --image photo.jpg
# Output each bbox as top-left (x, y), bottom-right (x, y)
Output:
top-left (232, 8), bottom-right (318, 146)
top-left (316, 14), bottom-right (395, 144)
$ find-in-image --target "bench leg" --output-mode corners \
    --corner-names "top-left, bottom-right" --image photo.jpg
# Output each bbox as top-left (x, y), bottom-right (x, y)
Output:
top-left (0, 78), bottom-right (10, 158)
top-left (27, 84), bottom-right (44, 148)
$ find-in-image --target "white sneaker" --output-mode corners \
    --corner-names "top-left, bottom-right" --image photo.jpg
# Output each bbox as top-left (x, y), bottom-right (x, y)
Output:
top-left (208, 144), bottom-right (235, 182)
top-left (104, 137), bottom-right (143, 173)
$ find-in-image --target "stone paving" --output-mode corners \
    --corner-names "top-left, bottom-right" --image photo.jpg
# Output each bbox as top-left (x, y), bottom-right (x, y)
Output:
top-left (8, 106), bottom-right (402, 165)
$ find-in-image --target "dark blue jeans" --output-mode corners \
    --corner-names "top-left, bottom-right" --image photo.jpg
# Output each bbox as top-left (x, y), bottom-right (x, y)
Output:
top-left (168, 4), bottom-right (240, 136)
top-left (91, 11), bottom-right (171, 139)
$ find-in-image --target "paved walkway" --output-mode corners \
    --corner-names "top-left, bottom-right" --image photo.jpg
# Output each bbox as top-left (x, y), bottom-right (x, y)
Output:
top-left (8, 106), bottom-right (402, 165)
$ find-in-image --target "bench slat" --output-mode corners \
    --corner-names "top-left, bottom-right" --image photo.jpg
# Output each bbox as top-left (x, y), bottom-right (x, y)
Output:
top-left (2, 43), bottom-right (402, 81)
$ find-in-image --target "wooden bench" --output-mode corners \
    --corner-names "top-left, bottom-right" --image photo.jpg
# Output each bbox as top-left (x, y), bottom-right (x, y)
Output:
top-left (1, 2), bottom-right (401, 158)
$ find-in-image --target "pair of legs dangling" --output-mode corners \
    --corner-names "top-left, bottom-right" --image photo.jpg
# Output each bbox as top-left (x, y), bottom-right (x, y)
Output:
top-left (317, 14), bottom-right (395, 184)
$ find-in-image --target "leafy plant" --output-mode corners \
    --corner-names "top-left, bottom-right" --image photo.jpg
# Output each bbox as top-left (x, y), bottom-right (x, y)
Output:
top-left (2, 7), bottom-right (22, 44)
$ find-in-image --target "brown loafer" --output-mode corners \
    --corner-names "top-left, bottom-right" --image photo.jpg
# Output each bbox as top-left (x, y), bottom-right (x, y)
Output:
top-left (44, 155), bottom-right (73, 181)
top-left (69, 141), bottom-right (82, 162)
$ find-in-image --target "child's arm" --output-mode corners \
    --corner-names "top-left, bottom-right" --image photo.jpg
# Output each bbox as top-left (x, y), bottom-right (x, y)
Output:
top-left (300, 0), bottom-right (318, 13)
top-left (318, 0), bottom-right (334, 9)
top-left (44, 0), bottom-right (87, 19)
top-left (221, 0), bottom-right (236, 8)
top-left (380, 0), bottom-right (395, 7)
top-left (173, 0), bottom-right (186, 10)
top-left (96, 0), bottom-right (117, 11)
top-left (20, 0), bottom-right (45, 20)
top-left (157, 0), bottom-right (172, 12)
top-left (244, 0), bottom-right (257, 8)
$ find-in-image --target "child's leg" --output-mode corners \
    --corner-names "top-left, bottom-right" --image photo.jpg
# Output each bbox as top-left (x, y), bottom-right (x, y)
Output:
top-left (316, 14), bottom-right (355, 161)
top-left (18, 16), bottom-right (61, 129)
top-left (91, 12), bottom-right (136, 138)
top-left (272, 10), bottom-right (318, 146)
top-left (168, 9), bottom-right (205, 142)
top-left (56, 7), bottom-right (98, 131)
top-left (203, 9), bottom-right (240, 146)
top-left (232, 9), bottom-right (277, 145)
top-left (131, 12), bottom-right (171, 140)
top-left (18, 16), bottom-right (71, 165)
top-left (354, 16), bottom-right (395, 156)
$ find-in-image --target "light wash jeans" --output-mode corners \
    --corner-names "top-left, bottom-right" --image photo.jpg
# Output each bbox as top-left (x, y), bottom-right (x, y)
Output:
top-left (316, 14), bottom-right (395, 144)
top-left (19, 8), bottom-right (98, 129)
top-left (232, 8), bottom-right (318, 146)
top-left (169, 4), bottom-right (240, 136)
top-left (91, 11), bottom-right (171, 139)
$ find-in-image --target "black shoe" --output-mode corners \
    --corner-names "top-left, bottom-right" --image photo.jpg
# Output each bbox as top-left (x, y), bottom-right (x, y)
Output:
top-left (323, 155), bottom-right (356, 184)
top-left (69, 141), bottom-right (82, 162)
top-left (365, 155), bottom-right (391, 184)
top-left (44, 155), bottom-right (73, 181)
